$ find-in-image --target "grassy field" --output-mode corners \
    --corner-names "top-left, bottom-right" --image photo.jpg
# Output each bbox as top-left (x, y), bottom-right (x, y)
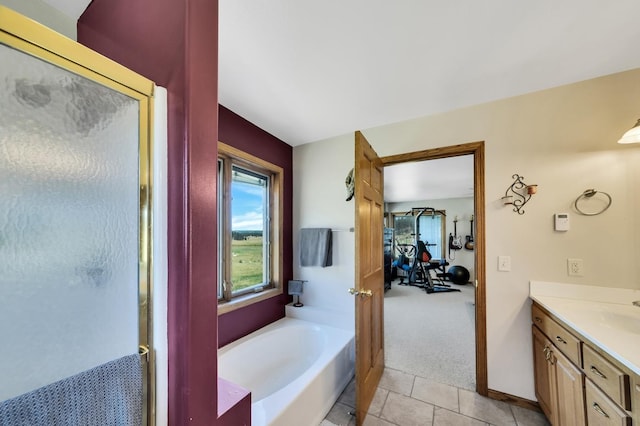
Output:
top-left (231, 236), bottom-right (264, 291)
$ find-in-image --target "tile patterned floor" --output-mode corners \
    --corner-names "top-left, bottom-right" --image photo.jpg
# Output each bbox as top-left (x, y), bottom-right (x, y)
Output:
top-left (321, 368), bottom-right (550, 426)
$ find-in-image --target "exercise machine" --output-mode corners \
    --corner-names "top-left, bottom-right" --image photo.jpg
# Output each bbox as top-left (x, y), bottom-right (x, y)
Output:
top-left (410, 240), bottom-right (460, 293)
top-left (394, 207), bottom-right (460, 294)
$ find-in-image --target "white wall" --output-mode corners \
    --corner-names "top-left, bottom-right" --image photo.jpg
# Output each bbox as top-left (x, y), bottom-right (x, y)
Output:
top-left (293, 133), bottom-right (356, 325)
top-left (152, 87), bottom-right (168, 426)
top-left (294, 68), bottom-right (640, 401)
top-left (388, 197), bottom-right (475, 280)
top-left (0, 0), bottom-right (77, 40)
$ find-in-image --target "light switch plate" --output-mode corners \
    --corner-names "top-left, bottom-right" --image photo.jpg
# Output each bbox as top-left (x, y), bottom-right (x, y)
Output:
top-left (498, 255), bottom-right (511, 272)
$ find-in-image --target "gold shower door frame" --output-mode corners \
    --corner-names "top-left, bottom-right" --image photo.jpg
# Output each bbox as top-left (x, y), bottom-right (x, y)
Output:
top-left (0, 6), bottom-right (155, 424)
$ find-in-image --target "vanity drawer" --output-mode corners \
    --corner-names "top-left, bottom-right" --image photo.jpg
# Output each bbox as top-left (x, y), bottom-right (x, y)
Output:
top-left (583, 344), bottom-right (631, 410)
top-left (532, 304), bottom-right (582, 367)
top-left (585, 379), bottom-right (631, 426)
top-left (531, 303), bottom-right (551, 332)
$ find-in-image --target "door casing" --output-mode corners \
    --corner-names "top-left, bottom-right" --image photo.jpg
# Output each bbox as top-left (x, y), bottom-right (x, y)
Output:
top-left (380, 141), bottom-right (488, 396)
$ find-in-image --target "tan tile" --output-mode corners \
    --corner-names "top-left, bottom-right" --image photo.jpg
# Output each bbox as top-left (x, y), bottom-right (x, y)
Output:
top-left (412, 376), bottom-right (459, 412)
top-left (367, 387), bottom-right (390, 417)
top-left (433, 407), bottom-right (488, 426)
top-left (510, 405), bottom-right (550, 426)
top-left (325, 401), bottom-right (356, 426)
top-left (363, 415), bottom-right (396, 426)
top-left (380, 391), bottom-right (434, 426)
top-left (338, 378), bottom-right (356, 408)
top-left (378, 368), bottom-right (415, 396)
top-left (458, 389), bottom-right (516, 426)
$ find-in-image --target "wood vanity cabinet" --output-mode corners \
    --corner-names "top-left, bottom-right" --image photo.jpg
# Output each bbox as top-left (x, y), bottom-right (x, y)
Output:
top-left (633, 374), bottom-right (640, 426)
top-left (532, 323), bottom-right (585, 425)
top-left (531, 302), bottom-right (634, 426)
top-left (556, 348), bottom-right (587, 425)
top-left (533, 325), bottom-right (558, 424)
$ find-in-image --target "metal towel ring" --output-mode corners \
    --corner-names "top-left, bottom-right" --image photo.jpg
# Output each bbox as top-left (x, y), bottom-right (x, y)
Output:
top-left (573, 189), bottom-right (612, 216)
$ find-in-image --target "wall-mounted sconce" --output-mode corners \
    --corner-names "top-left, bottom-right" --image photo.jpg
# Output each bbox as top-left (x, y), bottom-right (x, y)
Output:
top-left (617, 118), bottom-right (640, 144)
top-left (502, 174), bottom-right (537, 215)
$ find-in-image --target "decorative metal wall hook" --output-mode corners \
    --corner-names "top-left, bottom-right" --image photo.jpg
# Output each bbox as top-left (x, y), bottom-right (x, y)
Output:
top-left (502, 174), bottom-right (537, 215)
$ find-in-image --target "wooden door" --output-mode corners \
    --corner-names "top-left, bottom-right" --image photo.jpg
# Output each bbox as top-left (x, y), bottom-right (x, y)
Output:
top-left (354, 131), bottom-right (385, 425)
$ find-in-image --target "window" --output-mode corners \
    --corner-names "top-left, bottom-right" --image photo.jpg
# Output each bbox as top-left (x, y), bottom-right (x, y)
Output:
top-left (417, 213), bottom-right (444, 260)
top-left (391, 209), bottom-right (446, 260)
top-left (217, 142), bottom-right (283, 313)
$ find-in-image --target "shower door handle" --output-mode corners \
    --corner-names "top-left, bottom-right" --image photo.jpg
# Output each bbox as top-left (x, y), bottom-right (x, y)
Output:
top-left (348, 288), bottom-right (373, 298)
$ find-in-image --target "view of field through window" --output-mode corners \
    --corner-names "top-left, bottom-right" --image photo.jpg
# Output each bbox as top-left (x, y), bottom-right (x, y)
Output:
top-left (231, 167), bottom-right (268, 292)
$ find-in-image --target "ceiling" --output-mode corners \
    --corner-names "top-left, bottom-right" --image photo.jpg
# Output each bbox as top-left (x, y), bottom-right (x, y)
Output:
top-left (384, 156), bottom-right (474, 203)
top-left (218, 0), bottom-right (640, 146)
top-left (39, 0), bottom-right (640, 200)
top-left (45, 0), bottom-right (640, 147)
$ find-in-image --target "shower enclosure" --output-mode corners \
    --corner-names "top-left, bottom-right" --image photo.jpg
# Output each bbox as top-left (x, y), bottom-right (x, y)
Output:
top-left (0, 6), bottom-right (154, 424)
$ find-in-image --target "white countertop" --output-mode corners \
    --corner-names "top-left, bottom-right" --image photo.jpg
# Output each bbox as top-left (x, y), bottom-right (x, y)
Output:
top-left (530, 281), bottom-right (640, 376)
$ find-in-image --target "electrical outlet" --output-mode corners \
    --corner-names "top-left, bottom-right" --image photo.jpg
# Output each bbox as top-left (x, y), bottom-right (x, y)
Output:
top-left (498, 256), bottom-right (511, 272)
top-left (567, 258), bottom-right (583, 276)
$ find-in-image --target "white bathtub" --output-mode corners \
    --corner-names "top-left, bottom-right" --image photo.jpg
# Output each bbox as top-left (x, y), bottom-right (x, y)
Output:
top-left (218, 317), bottom-right (355, 426)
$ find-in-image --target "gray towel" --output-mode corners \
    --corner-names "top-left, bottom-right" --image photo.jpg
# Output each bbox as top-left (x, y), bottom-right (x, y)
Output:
top-left (0, 353), bottom-right (142, 426)
top-left (300, 228), bottom-right (333, 267)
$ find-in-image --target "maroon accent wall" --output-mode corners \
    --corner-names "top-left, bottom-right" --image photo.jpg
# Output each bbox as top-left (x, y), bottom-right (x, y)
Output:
top-left (217, 105), bottom-right (294, 348)
top-left (78, 1), bottom-right (220, 424)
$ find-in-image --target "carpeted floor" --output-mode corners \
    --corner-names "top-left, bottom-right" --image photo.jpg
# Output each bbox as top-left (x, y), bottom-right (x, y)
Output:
top-left (383, 278), bottom-right (476, 390)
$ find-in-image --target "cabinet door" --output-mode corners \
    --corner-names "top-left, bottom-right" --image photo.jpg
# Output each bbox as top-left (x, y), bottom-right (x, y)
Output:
top-left (555, 348), bottom-right (586, 426)
top-left (533, 326), bottom-right (558, 425)
top-left (632, 375), bottom-right (640, 426)
top-left (631, 374), bottom-right (640, 425)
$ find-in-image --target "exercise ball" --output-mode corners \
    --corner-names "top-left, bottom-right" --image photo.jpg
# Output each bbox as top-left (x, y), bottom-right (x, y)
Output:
top-left (447, 265), bottom-right (470, 285)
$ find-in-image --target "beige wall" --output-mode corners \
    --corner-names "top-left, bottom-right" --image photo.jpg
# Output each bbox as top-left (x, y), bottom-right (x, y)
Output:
top-left (294, 68), bottom-right (640, 400)
top-left (0, 0), bottom-right (77, 39)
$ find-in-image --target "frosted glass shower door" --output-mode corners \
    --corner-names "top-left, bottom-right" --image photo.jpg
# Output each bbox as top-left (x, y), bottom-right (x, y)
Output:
top-left (0, 9), bottom-right (153, 404)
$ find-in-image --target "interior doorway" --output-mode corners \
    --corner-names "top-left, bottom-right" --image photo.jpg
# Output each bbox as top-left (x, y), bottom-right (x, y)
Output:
top-left (380, 141), bottom-right (487, 396)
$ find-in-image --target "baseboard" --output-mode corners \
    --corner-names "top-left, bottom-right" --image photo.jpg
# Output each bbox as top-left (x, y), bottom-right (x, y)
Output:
top-left (487, 389), bottom-right (541, 413)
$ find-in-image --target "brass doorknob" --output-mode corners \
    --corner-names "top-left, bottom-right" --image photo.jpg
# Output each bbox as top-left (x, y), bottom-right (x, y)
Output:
top-left (348, 288), bottom-right (373, 297)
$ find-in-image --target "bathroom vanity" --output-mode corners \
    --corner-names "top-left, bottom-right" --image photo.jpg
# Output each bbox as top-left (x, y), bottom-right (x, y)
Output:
top-left (530, 281), bottom-right (640, 426)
